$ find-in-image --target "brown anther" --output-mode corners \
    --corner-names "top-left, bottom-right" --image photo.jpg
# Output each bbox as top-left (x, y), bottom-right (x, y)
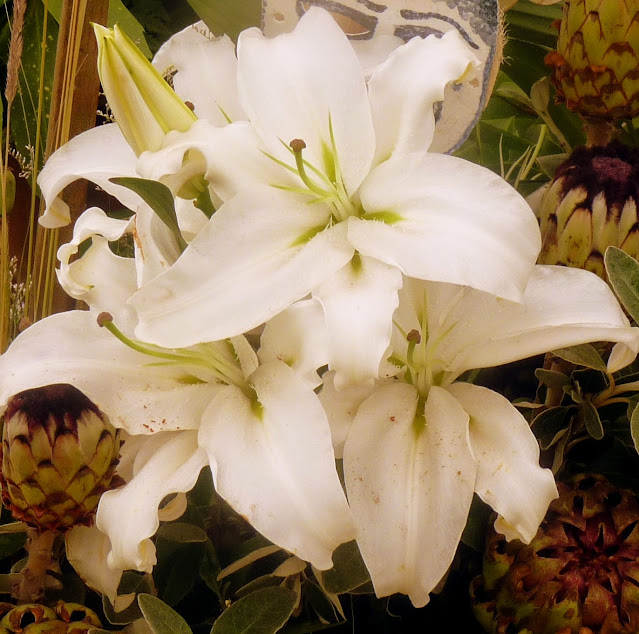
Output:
top-left (96, 312), bottom-right (113, 327)
top-left (185, 100), bottom-right (195, 111)
top-left (407, 329), bottom-right (421, 344)
top-left (289, 139), bottom-right (307, 153)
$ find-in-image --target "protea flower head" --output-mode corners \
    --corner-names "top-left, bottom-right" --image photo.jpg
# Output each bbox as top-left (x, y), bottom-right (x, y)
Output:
top-left (0, 384), bottom-right (121, 532)
top-left (0, 601), bottom-right (101, 633)
top-left (471, 474), bottom-right (639, 633)
top-left (536, 141), bottom-right (639, 279)
top-left (545, 0), bottom-right (639, 120)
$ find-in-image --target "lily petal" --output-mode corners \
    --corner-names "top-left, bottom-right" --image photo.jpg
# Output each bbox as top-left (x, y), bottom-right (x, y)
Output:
top-left (445, 266), bottom-right (639, 376)
top-left (447, 382), bottom-right (558, 543)
top-left (56, 207), bottom-right (137, 328)
top-left (97, 431), bottom-right (208, 572)
top-left (137, 120), bottom-right (290, 203)
top-left (199, 361), bottom-right (355, 569)
top-left (153, 23), bottom-right (245, 125)
top-left (259, 299), bottom-right (330, 389)
top-left (314, 255), bottom-right (402, 389)
top-left (0, 311), bottom-right (215, 433)
top-left (351, 152), bottom-right (540, 301)
top-left (38, 124), bottom-right (138, 228)
top-left (318, 371), bottom-right (374, 458)
top-left (130, 187), bottom-right (353, 347)
top-left (368, 30), bottom-right (478, 163)
top-left (65, 525), bottom-right (124, 606)
top-left (344, 383), bottom-right (476, 607)
top-left (236, 7), bottom-right (375, 195)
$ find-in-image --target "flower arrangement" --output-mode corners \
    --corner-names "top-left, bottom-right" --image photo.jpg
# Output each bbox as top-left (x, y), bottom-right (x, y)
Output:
top-left (1, 0), bottom-right (639, 632)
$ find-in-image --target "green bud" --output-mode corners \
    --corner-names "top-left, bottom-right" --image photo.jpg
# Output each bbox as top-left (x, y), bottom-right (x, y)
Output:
top-left (94, 24), bottom-right (196, 155)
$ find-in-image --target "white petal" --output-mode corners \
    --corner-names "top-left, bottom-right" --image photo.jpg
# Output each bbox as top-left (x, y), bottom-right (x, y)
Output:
top-left (446, 266), bottom-right (639, 376)
top-left (447, 383), bottom-right (557, 543)
top-left (38, 124), bottom-right (139, 228)
top-left (344, 384), bottom-right (476, 607)
top-left (133, 203), bottom-right (182, 287)
top-left (369, 30), bottom-right (478, 163)
top-left (65, 525), bottom-right (123, 604)
top-left (56, 207), bottom-right (137, 328)
top-left (352, 152), bottom-right (540, 301)
top-left (608, 342), bottom-right (637, 373)
top-left (237, 7), bottom-right (375, 195)
top-left (317, 371), bottom-right (373, 459)
top-left (97, 431), bottom-right (208, 572)
top-left (259, 298), bottom-right (330, 389)
top-left (137, 120), bottom-right (292, 203)
top-left (199, 361), bottom-right (355, 569)
top-left (351, 36), bottom-right (403, 80)
top-left (0, 311), bottom-right (216, 434)
top-left (314, 255), bottom-right (402, 389)
top-left (153, 23), bottom-right (245, 125)
top-left (130, 187), bottom-right (353, 347)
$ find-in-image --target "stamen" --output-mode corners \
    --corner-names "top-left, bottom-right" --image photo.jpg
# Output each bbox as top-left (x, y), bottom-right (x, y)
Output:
top-left (289, 138), bottom-right (330, 197)
top-left (96, 313), bottom-right (247, 389)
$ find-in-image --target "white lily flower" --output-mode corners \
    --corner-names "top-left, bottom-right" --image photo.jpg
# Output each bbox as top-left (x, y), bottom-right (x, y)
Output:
top-left (0, 310), bottom-right (355, 573)
top-left (119, 8), bottom-right (541, 390)
top-left (318, 265), bottom-right (639, 607)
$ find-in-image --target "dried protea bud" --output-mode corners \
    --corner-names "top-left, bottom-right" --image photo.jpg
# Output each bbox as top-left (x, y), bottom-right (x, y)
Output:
top-left (471, 474), bottom-right (639, 633)
top-left (0, 602), bottom-right (101, 633)
top-left (0, 385), bottom-right (121, 532)
top-left (536, 142), bottom-right (639, 279)
top-left (545, 0), bottom-right (639, 120)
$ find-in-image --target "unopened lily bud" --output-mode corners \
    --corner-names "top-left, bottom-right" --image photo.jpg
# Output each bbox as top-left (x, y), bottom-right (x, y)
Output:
top-left (0, 384), bottom-right (121, 532)
top-left (94, 24), bottom-right (196, 155)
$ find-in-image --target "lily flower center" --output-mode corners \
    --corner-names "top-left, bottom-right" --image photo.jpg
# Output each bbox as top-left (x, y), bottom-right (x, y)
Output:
top-left (390, 288), bottom-right (466, 398)
top-left (264, 116), bottom-right (359, 223)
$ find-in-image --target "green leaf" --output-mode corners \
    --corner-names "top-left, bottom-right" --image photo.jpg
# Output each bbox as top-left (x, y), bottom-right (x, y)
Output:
top-left (155, 539), bottom-right (206, 606)
top-left (211, 586), bottom-right (297, 634)
top-left (139, 593), bottom-right (193, 634)
top-left (314, 541), bottom-right (370, 595)
top-left (200, 540), bottom-right (223, 601)
top-left (605, 246), bottom-right (639, 324)
top-left (47, 0), bottom-right (152, 57)
top-left (531, 406), bottom-right (572, 449)
top-left (186, 0), bottom-right (261, 41)
top-left (631, 402), bottom-right (639, 455)
top-left (582, 401), bottom-right (604, 440)
top-left (534, 368), bottom-right (571, 388)
top-left (110, 177), bottom-right (188, 252)
top-left (156, 522), bottom-right (208, 543)
top-left (10, 0), bottom-right (58, 169)
top-left (0, 532), bottom-right (26, 560)
top-left (552, 344), bottom-right (607, 372)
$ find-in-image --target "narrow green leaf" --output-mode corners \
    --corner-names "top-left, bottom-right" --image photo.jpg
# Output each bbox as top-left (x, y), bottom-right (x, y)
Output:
top-left (552, 344), bottom-right (607, 372)
top-left (582, 401), bottom-right (604, 440)
top-left (211, 586), bottom-right (297, 634)
top-left (631, 402), bottom-right (639, 455)
top-left (605, 246), bottom-right (639, 324)
top-left (138, 594), bottom-right (193, 634)
top-left (110, 177), bottom-right (188, 252)
top-left (186, 0), bottom-right (261, 41)
top-left (156, 522), bottom-right (208, 543)
top-left (534, 368), bottom-right (571, 388)
top-left (10, 0), bottom-right (58, 169)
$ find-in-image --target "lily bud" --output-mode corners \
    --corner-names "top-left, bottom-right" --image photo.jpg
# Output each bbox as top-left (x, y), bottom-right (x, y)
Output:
top-left (94, 24), bottom-right (196, 156)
